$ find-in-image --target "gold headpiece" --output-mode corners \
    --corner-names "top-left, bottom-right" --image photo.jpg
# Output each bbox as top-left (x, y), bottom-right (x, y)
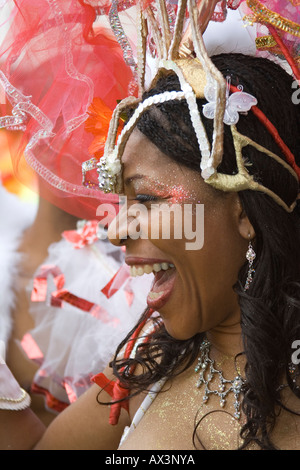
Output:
top-left (83, 0), bottom-right (299, 212)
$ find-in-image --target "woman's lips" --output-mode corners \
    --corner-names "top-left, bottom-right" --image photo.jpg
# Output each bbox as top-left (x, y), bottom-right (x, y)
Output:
top-left (125, 256), bottom-right (174, 266)
top-left (125, 257), bottom-right (176, 310)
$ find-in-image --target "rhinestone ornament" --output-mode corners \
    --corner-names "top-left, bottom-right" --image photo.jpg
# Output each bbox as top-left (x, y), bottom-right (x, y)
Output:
top-left (244, 240), bottom-right (256, 291)
top-left (195, 339), bottom-right (244, 420)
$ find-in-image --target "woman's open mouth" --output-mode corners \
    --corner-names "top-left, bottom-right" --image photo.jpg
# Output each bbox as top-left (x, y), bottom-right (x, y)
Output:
top-left (129, 261), bottom-right (176, 310)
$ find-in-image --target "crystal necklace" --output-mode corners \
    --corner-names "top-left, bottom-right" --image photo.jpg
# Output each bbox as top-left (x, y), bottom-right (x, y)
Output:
top-left (195, 339), bottom-right (245, 420)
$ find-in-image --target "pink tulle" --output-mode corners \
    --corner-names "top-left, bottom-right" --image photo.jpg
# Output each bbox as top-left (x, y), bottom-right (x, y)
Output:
top-left (0, 0), bottom-right (135, 219)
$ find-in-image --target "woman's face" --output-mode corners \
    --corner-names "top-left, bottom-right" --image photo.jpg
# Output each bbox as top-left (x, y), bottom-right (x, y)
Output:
top-left (108, 129), bottom-right (248, 340)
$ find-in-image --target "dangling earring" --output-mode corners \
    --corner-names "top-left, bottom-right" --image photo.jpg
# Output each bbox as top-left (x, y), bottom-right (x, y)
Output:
top-left (244, 236), bottom-right (256, 291)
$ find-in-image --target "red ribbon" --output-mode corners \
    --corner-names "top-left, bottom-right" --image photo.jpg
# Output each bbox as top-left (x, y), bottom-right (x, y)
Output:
top-left (31, 264), bottom-right (118, 325)
top-left (92, 309), bottom-right (155, 425)
top-left (62, 220), bottom-right (99, 249)
top-left (230, 84), bottom-right (300, 181)
top-left (20, 333), bottom-right (44, 365)
top-left (31, 265), bottom-right (65, 302)
top-left (101, 265), bottom-right (131, 299)
top-left (267, 25), bottom-right (300, 83)
top-left (92, 373), bottom-right (130, 424)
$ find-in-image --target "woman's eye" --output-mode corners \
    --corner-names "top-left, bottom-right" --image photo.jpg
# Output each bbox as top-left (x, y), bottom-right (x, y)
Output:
top-left (134, 194), bottom-right (159, 204)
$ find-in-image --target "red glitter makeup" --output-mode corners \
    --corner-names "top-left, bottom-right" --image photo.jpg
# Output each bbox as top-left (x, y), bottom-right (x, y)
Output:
top-left (133, 176), bottom-right (197, 204)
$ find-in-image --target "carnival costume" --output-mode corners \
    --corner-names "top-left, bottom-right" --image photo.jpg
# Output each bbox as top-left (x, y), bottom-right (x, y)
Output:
top-left (81, 0), bottom-right (300, 441)
top-left (0, 0), bottom-right (152, 413)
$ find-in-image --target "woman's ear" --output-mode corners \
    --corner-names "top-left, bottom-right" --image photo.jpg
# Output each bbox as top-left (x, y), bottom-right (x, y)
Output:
top-left (235, 196), bottom-right (255, 241)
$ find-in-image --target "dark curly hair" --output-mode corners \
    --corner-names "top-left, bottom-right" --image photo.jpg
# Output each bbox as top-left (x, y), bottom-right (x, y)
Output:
top-left (102, 53), bottom-right (300, 450)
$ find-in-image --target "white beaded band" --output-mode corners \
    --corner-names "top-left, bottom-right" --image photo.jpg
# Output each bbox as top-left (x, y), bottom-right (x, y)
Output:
top-left (98, 89), bottom-right (186, 193)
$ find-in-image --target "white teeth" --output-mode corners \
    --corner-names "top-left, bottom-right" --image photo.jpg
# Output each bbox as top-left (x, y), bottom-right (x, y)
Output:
top-left (148, 291), bottom-right (163, 299)
top-left (137, 267), bottom-right (144, 276)
top-left (130, 262), bottom-right (175, 277)
top-left (144, 265), bottom-right (153, 274)
top-left (130, 266), bottom-right (136, 276)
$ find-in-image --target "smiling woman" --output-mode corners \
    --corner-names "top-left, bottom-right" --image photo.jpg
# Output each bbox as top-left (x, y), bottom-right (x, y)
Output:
top-left (94, 53), bottom-right (300, 450)
top-left (34, 0), bottom-right (300, 451)
top-left (107, 126), bottom-right (244, 340)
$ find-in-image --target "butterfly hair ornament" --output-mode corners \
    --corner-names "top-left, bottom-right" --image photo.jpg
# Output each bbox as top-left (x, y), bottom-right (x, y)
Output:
top-left (82, 0), bottom-right (300, 212)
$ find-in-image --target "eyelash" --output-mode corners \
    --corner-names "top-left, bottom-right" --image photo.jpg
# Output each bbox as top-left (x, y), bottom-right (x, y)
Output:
top-left (134, 194), bottom-right (159, 203)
